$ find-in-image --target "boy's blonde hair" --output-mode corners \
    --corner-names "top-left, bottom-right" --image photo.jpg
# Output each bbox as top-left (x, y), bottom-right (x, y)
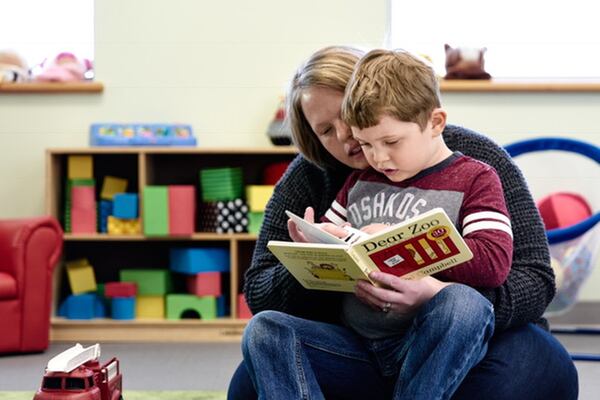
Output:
top-left (287, 46), bottom-right (364, 168)
top-left (342, 49), bottom-right (441, 131)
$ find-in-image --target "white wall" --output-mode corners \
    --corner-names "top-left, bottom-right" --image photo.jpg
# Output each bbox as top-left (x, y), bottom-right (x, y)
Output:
top-left (1, 0), bottom-right (599, 300)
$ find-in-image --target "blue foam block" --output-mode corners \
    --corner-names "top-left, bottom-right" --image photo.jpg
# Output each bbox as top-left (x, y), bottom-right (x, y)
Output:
top-left (111, 297), bottom-right (136, 320)
top-left (169, 248), bottom-right (230, 274)
top-left (99, 200), bottom-right (113, 233)
top-left (216, 295), bottom-right (228, 317)
top-left (59, 293), bottom-right (106, 320)
top-left (113, 193), bottom-right (138, 219)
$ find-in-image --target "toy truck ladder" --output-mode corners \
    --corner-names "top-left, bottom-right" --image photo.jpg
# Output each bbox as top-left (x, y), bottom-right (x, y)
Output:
top-left (46, 343), bottom-right (101, 373)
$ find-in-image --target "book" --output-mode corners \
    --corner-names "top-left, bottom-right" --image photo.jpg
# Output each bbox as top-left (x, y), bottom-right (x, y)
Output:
top-left (268, 207), bottom-right (473, 292)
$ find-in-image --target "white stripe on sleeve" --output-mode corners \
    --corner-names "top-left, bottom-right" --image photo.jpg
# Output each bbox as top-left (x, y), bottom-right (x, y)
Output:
top-left (325, 209), bottom-right (346, 226)
top-left (462, 220), bottom-right (513, 238)
top-left (462, 211), bottom-right (511, 227)
top-left (331, 200), bottom-right (347, 217)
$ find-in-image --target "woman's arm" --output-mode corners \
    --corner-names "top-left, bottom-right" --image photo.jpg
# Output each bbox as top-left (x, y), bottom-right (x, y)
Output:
top-left (443, 125), bottom-right (555, 331)
top-left (243, 155), bottom-right (349, 323)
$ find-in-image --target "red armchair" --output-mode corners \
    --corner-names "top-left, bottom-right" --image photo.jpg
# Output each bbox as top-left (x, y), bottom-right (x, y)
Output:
top-left (0, 217), bottom-right (62, 354)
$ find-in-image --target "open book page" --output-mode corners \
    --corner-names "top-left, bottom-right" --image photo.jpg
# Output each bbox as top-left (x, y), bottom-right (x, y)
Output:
top-left (267, 242), bottom-right (376, 292)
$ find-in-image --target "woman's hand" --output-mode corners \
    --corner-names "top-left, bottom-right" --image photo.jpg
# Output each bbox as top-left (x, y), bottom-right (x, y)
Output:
top-left (355, 272), bottom-right (453, 317)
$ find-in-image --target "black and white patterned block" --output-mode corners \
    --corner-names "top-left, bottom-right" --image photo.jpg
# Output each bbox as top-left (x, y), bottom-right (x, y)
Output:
top-left (216, 199), bottom-right (249, 233)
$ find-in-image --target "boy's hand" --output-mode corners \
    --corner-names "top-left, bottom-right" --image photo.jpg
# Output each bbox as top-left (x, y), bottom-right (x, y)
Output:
top-left (359, 223), bottom-right (389, 235)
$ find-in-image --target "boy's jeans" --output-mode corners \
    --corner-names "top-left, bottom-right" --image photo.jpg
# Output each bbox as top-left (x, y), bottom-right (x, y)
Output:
top-left (242, 284), bottom-right (494, 400)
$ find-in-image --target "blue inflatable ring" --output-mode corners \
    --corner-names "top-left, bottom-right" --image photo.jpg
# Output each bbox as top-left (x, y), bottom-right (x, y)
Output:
top-left (505, 137), bottom-right (600, 244)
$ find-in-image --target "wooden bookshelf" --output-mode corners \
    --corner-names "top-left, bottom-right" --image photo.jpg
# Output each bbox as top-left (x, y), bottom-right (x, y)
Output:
top-left (46, 146), bottom-right (297, 342)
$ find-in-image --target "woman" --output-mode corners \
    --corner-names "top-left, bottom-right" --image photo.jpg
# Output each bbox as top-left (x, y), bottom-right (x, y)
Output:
top-left (228, 46), bottom-right (577, 399)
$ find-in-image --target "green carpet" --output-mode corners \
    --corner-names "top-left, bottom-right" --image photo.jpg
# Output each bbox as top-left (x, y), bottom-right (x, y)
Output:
top-left (0, 391), bottom-right (226, 400)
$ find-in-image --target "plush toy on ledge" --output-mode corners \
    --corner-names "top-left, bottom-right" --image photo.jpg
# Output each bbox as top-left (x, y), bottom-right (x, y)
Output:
top-left (444, 44), bottom-right (491, 80)
top-left (0, 50), bottom-right (30, 83)
top-left (34, 52), bottom-right (93, 82)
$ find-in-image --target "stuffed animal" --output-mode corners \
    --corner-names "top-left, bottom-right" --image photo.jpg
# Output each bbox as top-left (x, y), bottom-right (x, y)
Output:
top-left (34, 52), bottom-right (93, 82)
top-left (444, 44), bottom-right (491, 80)
top-left (0, 50), bottom-right (30, 83)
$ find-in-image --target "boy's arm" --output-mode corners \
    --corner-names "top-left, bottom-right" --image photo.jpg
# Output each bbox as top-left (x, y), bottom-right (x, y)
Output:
top-left (436, 167), bottom-right (513, 288)
top-left (443, 125), bottom-right (554, 331)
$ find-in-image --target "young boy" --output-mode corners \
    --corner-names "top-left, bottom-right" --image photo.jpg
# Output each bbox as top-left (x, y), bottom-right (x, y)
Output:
top-left (325, 49), bottom-right (513, 289)
top-left (321, 49), bottom-right (514, 397)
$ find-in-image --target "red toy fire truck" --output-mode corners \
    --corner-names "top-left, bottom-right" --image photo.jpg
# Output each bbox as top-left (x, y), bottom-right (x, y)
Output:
top-left (33, 343), bottom-right (123, 400)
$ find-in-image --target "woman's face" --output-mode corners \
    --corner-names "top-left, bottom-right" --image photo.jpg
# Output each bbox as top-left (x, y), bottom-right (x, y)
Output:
top-left (300, 86), bottom-right (368, 169)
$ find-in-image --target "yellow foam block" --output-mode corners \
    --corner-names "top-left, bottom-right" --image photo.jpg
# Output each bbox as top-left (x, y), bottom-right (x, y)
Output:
top-left (107, 216), bottom-right (141, 235)
top-left (101, 176), bottom-right (128, 200)
top-left (136, 295), bottom-right (165, 319)
top-left (66, 259), bottom-right (97, 294)
top-left (246, 185), bottom-right (275, 212)
top-left (68, 156), bottom-right (93, 179)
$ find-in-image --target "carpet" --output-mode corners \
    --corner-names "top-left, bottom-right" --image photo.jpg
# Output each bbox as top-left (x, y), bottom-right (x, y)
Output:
top-left (0, 391), bottom-right (226, 400)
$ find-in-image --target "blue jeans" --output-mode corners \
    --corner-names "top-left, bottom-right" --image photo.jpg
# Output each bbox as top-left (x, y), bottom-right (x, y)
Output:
top-left (230, 318), bottom-right (578, 400)
top-left (240, 284), bottom-right (495, 400)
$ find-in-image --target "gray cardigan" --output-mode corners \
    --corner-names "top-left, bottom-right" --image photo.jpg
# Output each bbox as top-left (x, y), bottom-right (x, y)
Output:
top-left (244, 124), bottom-right (554, 331)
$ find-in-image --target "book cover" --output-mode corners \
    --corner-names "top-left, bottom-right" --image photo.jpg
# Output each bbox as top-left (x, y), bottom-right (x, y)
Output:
top-left (268, 207), bottom-right (473, 292)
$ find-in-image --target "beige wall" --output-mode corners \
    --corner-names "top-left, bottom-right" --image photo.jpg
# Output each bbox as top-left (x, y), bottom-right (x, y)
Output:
top-left (1, 0), bottom-right (599, 300)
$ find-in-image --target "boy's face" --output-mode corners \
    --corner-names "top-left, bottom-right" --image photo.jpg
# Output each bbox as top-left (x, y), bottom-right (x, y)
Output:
top-left (352, 112), bottom-right (446, 182)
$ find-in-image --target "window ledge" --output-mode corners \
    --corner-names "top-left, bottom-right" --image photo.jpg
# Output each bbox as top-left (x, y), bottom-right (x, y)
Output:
top-left (440, 79), bottom-right (600, 92)
top-left (0, 81), bottom-right (103, 93)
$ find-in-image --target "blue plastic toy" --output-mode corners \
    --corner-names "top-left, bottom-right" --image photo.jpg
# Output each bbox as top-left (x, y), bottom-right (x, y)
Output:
top-left (90, 123), bottom-right (196, 146)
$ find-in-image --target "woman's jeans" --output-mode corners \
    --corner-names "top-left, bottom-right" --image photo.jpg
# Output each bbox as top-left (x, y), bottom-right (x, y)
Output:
top-left (240, 284), bottom-right (497, 400)
top-left (231, 286), bottom-right (578, 400)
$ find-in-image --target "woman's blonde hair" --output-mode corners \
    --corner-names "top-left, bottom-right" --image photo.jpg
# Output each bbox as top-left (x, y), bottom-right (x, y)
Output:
top-left (342, 49), bottom-right (440, 130)
top-left (287, 46), bottom-right (364, 168)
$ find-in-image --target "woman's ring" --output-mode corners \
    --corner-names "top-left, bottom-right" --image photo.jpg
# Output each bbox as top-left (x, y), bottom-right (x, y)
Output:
top-left (381, 302), bottom-right (391, 313)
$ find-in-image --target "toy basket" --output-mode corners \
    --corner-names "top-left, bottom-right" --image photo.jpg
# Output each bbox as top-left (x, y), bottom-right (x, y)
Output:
top-left (505, 137), bottom-right (600, 317)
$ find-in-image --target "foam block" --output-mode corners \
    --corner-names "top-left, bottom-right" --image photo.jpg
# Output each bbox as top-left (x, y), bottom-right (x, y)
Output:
top-left (143, 186), bottom-right (169, 236)
top-left (71, 186), bottom-right (95, 209)
top-left (104, 282), bottom-right (137, 298)
top-left (107, 216), bottom-right (141, 235)
top-left (237, 293), bottom-right (252, 319)
top-left (170, 248), bottom-right (230, 274)
top-left (168, 185), bottom-right (196, 235)
top-left (186, 272), bottom-right (222, 296)
top-left (245, 185), bottom-right (275, 212)
top-left (216, 295), bottom-right (228, 317)
top-left (66, 259), bottom-right (97, 294)
top-left (70, 185), bottom-right (97, 233)
top-left (113, 193), bottom-right (139, 219)
top-left (99, 200), bottom-right (113, 233)
top-left (120, 269), bottom-right (172, 295)
top-left (111, 297), bottom-right (136, 320)
top-left (263, 161), bottom-right (290, 185)
top-left (59, 293), bottom-right (106, 320)
top-left (70, 208), bottom-right (97, 233)
top-left (248, 211), bottom-right (264, 234)
top-left (166, 294), bottom-right (217, 320)
top-left (136, 295), bottom-right (165, 319)
top-left (68, 155), bottom-right (93, 179)
top-left (101, 176), bottom-right (128, 200)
